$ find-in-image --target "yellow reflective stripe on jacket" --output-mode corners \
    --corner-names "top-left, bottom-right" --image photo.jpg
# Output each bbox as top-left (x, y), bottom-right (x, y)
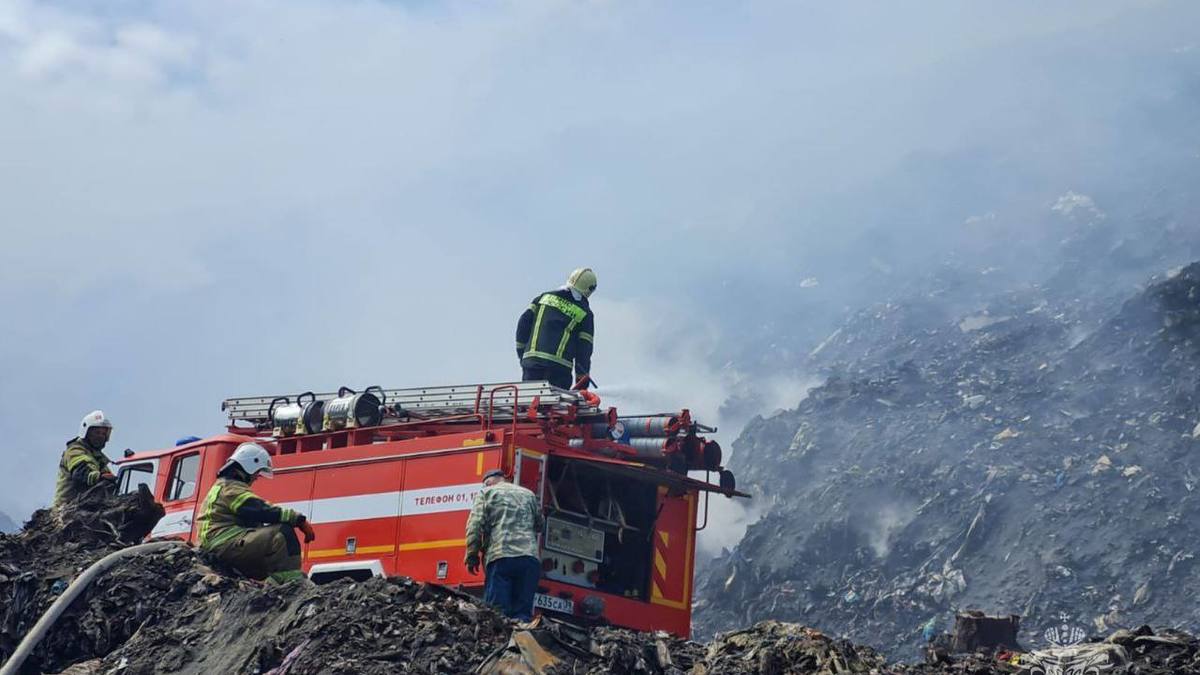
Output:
top-left (205, 524), bottom-right (245, 550)
top-left (529, 305), bottom-right (547, 353)
top-left (198, 480), bottom-right (252, 550)
top-left (229, 491), bottom-right (255, 512)
top-left (556, 312), bottom-right (583, 358)
top-left (538, 293), bottom-right (586, 322)
top-left (522, 350), bottom-right (573, 368)
top-left (578, 332), bottom-right (593, 344)
top-left (65, 453), bottom-right (99, 471)
top-left (196, 482), bottom-right (224, 548)
top-left (536, 293), bottom-right (587, 359)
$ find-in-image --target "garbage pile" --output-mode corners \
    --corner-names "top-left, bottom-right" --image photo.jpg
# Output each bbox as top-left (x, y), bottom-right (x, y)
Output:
top-left (0, 493), bottom-right (884, 674)
top-left (695, 260), bottom-right (1200, 659)
top-left (0, 499), bottom-right (887, 674)
top-left (9, 499), bottom-right (1200, 673)
top-left (0, 487), bottom-right (164, 672)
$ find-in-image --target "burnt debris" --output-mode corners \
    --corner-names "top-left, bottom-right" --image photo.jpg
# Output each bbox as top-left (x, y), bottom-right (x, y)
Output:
top-left (696, 262), bottom-right (1200, 660)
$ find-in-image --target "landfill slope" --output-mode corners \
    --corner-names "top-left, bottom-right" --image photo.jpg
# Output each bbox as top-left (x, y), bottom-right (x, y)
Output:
top-left (9, 415), bottom-right (1200, 671)
top-left (0, 498), bottom-right (886, 674)
top-left (696, 260), bottom-right (1200, 659)
top-left (0, 501), bottom-right (920, 674)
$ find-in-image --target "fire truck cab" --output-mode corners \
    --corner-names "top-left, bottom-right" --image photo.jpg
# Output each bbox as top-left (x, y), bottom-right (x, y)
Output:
top-left (114, 381), bottom-right (746, 637)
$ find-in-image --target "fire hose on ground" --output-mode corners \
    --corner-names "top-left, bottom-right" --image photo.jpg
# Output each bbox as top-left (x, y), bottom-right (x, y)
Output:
top-left (0, 540), bottom-right (186, 675)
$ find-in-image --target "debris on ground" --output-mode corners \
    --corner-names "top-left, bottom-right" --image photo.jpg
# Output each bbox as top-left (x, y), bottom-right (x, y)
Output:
top-left (697, 261), bottom-right (1200, 659)
top-left (9, 501), bottom-right (1200, 673)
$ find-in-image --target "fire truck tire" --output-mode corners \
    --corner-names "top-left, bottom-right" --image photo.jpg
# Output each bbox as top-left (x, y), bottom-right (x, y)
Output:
top-left (0, 540), bottom-right (185, 675)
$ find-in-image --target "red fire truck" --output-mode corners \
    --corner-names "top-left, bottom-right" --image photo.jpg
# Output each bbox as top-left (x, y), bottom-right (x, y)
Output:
top-left (112, 381), bottom-right (746, 637)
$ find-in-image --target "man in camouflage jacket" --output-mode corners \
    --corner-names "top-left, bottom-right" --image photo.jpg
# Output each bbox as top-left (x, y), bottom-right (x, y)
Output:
top-left (465, 469), bottom-right (544, 620)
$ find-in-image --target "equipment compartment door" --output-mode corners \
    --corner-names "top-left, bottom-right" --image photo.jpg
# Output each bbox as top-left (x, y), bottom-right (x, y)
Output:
top-left (649, 488), bottom-right (696, 612)
top-left (304, 460), bottom-right (402, 564)
top-left (397, 448), bottom-right (499, 585)
top-left (515, 448), bottom-right (547, 504)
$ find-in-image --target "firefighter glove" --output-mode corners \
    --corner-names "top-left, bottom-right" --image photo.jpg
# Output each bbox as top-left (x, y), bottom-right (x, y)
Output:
top-left (297, 517), bottom-right (316, 544)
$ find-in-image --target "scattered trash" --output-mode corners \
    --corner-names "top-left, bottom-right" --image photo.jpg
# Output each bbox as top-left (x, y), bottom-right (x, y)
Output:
top-left (992, 427), bottom-right (1020, 442)
top-left (696, 261), bottom-right (1200, 661)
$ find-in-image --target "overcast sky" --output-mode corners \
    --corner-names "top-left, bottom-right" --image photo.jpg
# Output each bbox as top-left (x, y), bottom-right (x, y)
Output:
top-left (0, 1), bottom-right (1190, 546)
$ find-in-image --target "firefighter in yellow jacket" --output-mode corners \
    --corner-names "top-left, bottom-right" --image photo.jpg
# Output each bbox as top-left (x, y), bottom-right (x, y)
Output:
top-left (196, 442), bottom-right (316, 583)
top-left (54, 410), bottom-right (117, 508)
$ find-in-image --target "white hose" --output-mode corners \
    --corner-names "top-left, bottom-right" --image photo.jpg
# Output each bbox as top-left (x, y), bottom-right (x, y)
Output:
top-left (0, 541), bottom-right (186, 675)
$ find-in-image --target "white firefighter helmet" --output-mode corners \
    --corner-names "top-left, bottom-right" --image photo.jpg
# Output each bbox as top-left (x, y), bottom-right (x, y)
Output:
top-left (80, 410), bottom-right (113, 437)
top-left (221, 442), bottom-right (274, 479)
top-left (567, 268), bottom-right (598, 298)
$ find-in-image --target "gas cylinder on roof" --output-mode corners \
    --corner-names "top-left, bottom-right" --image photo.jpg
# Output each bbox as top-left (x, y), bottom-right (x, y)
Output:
top-left (270, 392), bottom-right (325, 437)
top-left (323, 385), bottom-right (385, 430)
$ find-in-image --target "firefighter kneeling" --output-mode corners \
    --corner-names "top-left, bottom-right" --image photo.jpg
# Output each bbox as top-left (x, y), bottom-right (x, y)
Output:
top-left (196, 442), bottom-right (316, 583)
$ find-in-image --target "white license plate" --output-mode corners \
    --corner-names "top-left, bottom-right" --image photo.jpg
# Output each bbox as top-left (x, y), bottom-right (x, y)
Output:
top-left (533, 593), bottom-right (574, 615)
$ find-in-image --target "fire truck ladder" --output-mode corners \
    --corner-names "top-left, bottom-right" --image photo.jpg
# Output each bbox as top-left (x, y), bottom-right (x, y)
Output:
top-left (221, 380), bottom-right (600, 427)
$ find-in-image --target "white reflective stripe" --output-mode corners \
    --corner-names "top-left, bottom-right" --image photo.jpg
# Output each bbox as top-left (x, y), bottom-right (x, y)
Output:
top-left (151, 509), bottom-right (194, 537)
top-left (294, 491), bottom-right (400, 524)
top-left (276, 482), bottom-right (482, 525)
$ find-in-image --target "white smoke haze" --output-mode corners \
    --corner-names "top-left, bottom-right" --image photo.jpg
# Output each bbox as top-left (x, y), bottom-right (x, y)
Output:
top-left (594, 297), bottom-right (815, 555)
top-left (1, 0), bottom-right (1196, 531)
top-left (861, 502), bottom-right (918, 560)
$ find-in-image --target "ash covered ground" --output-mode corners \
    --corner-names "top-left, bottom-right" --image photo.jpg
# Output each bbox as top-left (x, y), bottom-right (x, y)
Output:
top-left (696, 221), bottom-right (1200, 661)
top-left (6, 497), bottom-right (1200, 673)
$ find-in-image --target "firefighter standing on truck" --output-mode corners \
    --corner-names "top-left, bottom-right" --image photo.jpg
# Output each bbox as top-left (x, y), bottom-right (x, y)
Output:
top-left (464, 469), bottom-right (544, 621)
top-left (196, 442), bottom-right (316, 583)
top-left (54, 410), bottom-right (117, 508)
top-left (516, 268), bottom-right (596, 389)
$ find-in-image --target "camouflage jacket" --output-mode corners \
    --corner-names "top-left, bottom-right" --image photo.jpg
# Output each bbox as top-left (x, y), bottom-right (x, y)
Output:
top-left (465, 481), bottom-right (544, 566)
top-left (53, 438), bottom-right (112, 507)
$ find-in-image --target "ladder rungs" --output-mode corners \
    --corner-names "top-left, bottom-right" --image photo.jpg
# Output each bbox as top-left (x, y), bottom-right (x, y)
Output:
top-left (222, 381), bottom-right (592, 423)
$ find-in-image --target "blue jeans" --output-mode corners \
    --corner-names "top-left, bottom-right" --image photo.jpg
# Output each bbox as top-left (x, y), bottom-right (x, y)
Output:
top-left (483, 555), bottom-right (541, 621)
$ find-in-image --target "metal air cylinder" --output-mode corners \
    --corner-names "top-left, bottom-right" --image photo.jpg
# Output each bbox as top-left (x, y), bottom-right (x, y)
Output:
top-left (625, 437), bottom-right (676, 461)
top-left (271, 392), bottom-right (325, 437)
top-left (323, 386), bottom-right (385, 430)
top-left (619, 415), bottom-right (680, 438)
top-left (568, 437), bottom-right (676, 462)
top-left (270, 397), bottom-right (301, 436)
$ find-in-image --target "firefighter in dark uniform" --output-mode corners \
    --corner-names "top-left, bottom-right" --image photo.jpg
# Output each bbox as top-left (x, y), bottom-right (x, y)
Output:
top-left (516, 268), bottom-right (596, 389)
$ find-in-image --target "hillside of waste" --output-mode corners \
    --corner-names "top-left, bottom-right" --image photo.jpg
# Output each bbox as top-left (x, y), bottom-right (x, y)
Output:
top-left (7, 499), bottom-right (1200, 673)
top-left (9, 499), bottom-right (1200, 675)
top-left (696, 259), bottom-right (1200, 661)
